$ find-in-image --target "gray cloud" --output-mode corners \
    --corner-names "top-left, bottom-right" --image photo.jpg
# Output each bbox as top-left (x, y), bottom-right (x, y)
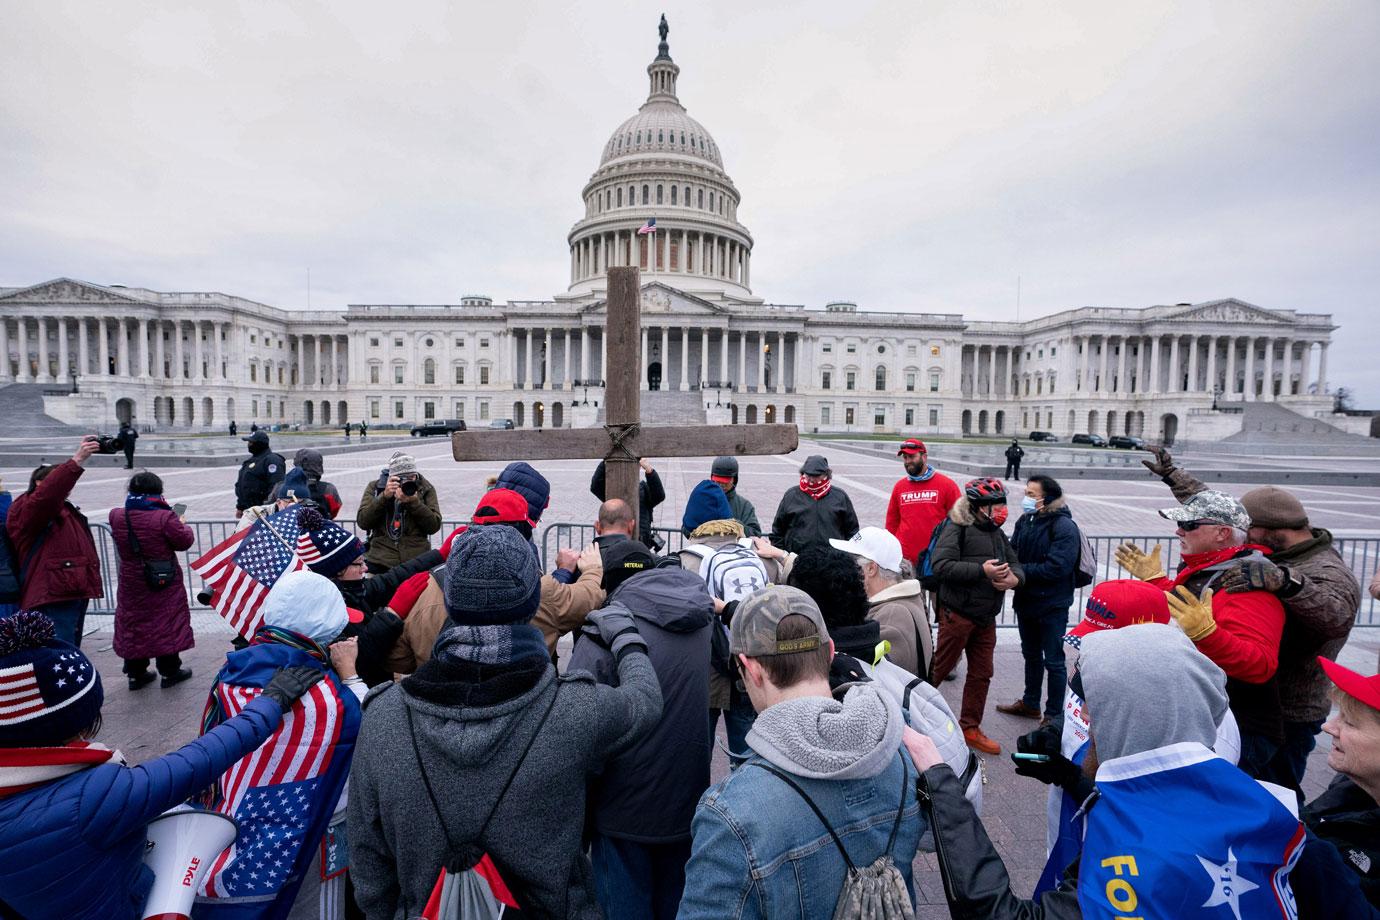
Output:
top-left (2, 0), bottom-right (1376, 399)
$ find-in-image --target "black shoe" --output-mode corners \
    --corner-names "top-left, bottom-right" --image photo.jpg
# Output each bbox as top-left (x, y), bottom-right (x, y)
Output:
top-left (160, 668), bottom-right (194, 689)
top-left (128, 672), bottom-right (157, 690)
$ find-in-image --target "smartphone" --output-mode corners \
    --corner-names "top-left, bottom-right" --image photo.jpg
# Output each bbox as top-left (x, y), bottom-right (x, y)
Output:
top-left (172, 503), bottom-right (187, 517)
top-left (1011, 753), bottom-right (1050, 763)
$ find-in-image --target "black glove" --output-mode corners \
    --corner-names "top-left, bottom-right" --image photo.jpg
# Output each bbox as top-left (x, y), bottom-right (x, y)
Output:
top-left (262, 666), bottom-right (326, 709)
top-left (585, 602), bottom-right (647, 660)
top-left (1219, 559), bottom-right (1291, 595)
top-left (1012, 724), bottom-right (1083, 793)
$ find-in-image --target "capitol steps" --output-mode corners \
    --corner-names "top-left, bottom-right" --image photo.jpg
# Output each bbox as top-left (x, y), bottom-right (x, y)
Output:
top-left (636, 389), bottom-right (708, 426)
top-left (0, 384), bottom-right (84, 437)
top-left (1219, 401), bottom-right (1380, 453)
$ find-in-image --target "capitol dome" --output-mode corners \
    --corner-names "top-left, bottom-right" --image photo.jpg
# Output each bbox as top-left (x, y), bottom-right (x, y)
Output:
top-left (567, 17), bottom-right (754, 299)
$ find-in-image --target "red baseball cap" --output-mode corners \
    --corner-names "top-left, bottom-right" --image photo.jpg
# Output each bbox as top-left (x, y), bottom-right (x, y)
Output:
top-left (1065, 580), bottom-right (1170, 646)
top-left (472, 488), bottom-right (534, 526)
top-left (345, 607), bottom-right (365, 625)
top-left (1318, 657), bottom-right (1380, 713)
top-left (898, 438), bottom-right (927, 456)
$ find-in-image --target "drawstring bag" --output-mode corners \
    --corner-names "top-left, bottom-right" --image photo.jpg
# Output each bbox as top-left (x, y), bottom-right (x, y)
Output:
top-left (406, 685), bottom-right (559, 919)
top-left (751, 757), bottom-right (916, 920)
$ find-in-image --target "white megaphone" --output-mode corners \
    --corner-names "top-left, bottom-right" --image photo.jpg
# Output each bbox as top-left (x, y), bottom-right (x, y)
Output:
top-left (141, 804), bottom-right (239, 920)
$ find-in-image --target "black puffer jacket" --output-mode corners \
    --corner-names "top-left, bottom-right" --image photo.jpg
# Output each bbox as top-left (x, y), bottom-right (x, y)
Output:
top-left (769, 483), bottom-right (859, 554)
top-left (590, 460), bottom-right (666, 549)
top-left (931, 499), bottom-right (1025, 625)
top-left (565, 566), bottom-right (713, 843)
top-left (1010, 499), bottom-right (1079, 613)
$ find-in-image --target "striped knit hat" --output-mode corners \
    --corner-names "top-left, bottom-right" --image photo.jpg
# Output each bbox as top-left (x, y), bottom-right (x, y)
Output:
top-left (294, 508), bottom-right (364, 578)
top-left (0, 612), bottom-right (104, 745)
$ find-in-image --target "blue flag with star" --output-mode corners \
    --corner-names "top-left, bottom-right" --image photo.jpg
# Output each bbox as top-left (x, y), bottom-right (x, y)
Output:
top-left (1078, 742), bottom-right (1304, 920)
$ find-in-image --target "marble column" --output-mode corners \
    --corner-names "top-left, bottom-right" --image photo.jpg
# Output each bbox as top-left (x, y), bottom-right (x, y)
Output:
top-left (526, 330), bottom-right (536, 389)
top-left (1099, 337), bottom-right (1112, 394)
top-left (1298, 342), bottom-right (1313, 396)
top-left (580, 327), bottom-right (590, 381)
top-left (153, 322), bottom-right (164, 379)
top-left (295, 337), bottom-right (305, 387)
top-left (700, 329), bottom-right (710, 388)
top-left (0, 319), bottom-right (10, 380)
top-left (36, 319), bottom-right (50, 381)
top-left (1243, 337), bottom-right (1257, 400)
top-left (719, 328), bottom-right (728, 385)
top-left (542, 330), bottom-right (552, 388)
top-left (215, 324), bottom-right (225, 379)
top-left (1166, 336), bottom-right (1180, 393)
top-left (100, 319), bottom-right (113, 378)
top-left (1183, 336), bottom-right (1198, 394)
top-left (1205, 337), bottom-right (1219, 395)
top-left (1117, 337), bottom-right (1129, 393)
top-left (314, 336), bottom-right (324, 387)
top-left (1316, 343), bottom-right (1329, 394)
top-left (1225, 338), bottom-right (1238, 397)
top-left (737, 332), bottom-right (747, 392)
top-left (562, 329), bottom-right (571, 388)
top-left (756, 332), bottom-right (766, 391)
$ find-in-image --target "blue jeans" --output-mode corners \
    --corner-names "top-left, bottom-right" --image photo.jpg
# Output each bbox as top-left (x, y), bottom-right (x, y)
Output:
top-left (1266, 719), bottom-right (1324, 793)
top-left (590, 833), bottom-right (691, 920)
top-left (1016, 607), bottom-right (1068, 720)
top-left (1237, 731), bottom-right (1281, 781)
top-left (710, 689), bottom-right (757, 759)
top-left (36, 599), bottom-right (89, 648)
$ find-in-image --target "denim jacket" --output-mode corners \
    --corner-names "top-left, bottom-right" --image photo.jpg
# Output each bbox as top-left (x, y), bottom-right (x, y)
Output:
top-left (677, 750), bottom-right (923, 919)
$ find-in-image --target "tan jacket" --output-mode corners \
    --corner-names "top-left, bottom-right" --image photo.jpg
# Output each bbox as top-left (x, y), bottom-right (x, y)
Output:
top-left (867, 579), bottom-right (932, 679)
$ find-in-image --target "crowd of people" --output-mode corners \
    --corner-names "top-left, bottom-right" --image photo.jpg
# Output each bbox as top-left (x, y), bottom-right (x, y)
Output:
top-left (0, 432), bottom-right (1375, 919)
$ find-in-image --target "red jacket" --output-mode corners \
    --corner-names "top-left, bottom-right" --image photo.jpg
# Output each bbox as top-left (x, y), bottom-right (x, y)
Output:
top-left (1150, 545), bottom-right (1285, 684)
top-left (109, 506), bottom-right (196, 659)
top-left (886, 472), bottom-right (960, 565)
top-left (6, 460), bottom-right (104, 609)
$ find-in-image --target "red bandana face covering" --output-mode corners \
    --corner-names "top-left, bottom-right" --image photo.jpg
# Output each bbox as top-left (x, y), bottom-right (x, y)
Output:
top-left (987, 504), bottom-right (1009, 527)
top-left (799, 475), bottom-right (832, 500)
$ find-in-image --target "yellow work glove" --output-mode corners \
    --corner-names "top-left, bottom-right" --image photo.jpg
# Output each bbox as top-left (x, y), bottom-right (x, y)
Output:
top-left (1114, 543), bottom-right (1166, 582)
top-left (1167, 585), bottom-right (1217, 642)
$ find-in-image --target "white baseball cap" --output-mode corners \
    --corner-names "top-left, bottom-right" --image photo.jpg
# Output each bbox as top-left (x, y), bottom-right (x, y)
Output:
top-left (829, 526), bottom-right (903, 573)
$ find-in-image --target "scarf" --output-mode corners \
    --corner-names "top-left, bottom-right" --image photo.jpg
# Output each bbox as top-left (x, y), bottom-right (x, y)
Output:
top-left (201, 625), bottom-right (328, 736)
top-left (1178, 544), bottom-right (1273, 582)
top-left (799, 475), bottom-right (832, 501)
top-left (905, 468), bottom-right (936, 483)
top-left (0, 741), bottom-right (122, 799)
top-left (431, 622), bottom-right (549, 668)
top-left (124, 493), bottom-right (172, 512)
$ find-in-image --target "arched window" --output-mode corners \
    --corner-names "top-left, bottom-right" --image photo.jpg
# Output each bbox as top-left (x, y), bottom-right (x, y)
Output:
top-left (657, 130), bottom-right (663, 143)
top-left (629, 185), bottom-right (635, 204)
top-left (423, 358), bottom-right (436, 385)
top-left (698, 188), bottom-right (704, 209)
top-left (670, 186), bottom-right (677, 205)
top-left (616, 188), bottom-right (622, 207)
top-left (656, 185), bottom-right (663, 204)
top-left (709, 192), bottom-right (715, 211)
top-left (642, 185), bottom-right (649, 205)
top-left (875, 366), bottom-right (887, 391)
top-left (680, 132), bottom-right (685, 145)
top-left (636, 131), bottom-right (642, 144)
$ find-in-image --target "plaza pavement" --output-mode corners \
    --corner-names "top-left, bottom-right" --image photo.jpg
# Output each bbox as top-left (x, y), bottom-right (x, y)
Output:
top-left (28, 433), bottom-right (1380, 916)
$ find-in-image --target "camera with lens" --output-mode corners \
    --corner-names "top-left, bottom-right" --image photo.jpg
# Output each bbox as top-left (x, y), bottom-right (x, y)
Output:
top-left (92, 434), bottom-right (125, 454)
top-left (400, 479), bottom-right (420, 497)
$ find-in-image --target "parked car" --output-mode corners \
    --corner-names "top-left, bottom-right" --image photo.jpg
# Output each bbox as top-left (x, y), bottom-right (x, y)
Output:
top-left (1108, 435), bottom-right (1146, 449)
top-left (1028, 431), bottom-right (1059, 442)
top-left (1072, 433), bottom-right (1108, 447)
top-left (410, 419), bottom-right (467, 437)
top-left (489, 418), bottom-right (516, 430)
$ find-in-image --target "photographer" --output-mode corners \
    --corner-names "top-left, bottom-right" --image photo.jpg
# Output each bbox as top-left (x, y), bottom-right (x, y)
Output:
top-left (108, 471), bottom-right (195, 689)
top-left (355, 451), bottom-right (441, 573)
top-left (5, 436), bottom-right (105, 646)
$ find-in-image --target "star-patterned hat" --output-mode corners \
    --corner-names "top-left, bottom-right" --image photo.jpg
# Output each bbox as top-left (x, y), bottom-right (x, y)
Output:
top-left (294, 508), bottom-right (364, 579)
top-left (0, 611), bottom-right (103, 745)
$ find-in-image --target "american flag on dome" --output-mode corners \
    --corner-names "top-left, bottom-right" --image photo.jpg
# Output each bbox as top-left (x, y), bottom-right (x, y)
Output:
top-left (637, 217), bottom-right (657, 234)
top-left (190, 506), bottom-right (306, 638)
top-left (194, 642), bottom-right (360, 917)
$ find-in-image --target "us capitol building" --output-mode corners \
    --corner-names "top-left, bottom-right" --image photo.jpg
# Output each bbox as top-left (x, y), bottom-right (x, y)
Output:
top-left (0, 20), bottom-right (1346, 445)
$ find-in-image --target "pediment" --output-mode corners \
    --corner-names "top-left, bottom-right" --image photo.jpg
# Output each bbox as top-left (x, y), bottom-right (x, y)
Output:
top-left (1167, 299), bottom-right (1288, 325)
top-left (579, 282), bottom-right (729, 317)
top-left (0, 278), bottom-right (151, 306)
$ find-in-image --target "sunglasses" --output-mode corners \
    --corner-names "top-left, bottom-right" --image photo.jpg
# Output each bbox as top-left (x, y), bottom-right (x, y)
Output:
top-left (1177, 519), bottom-right (1222, 532)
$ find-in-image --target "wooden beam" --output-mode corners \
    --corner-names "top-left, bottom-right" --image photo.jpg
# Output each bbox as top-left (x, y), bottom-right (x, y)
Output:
top-left (451, 423), bottom-right (799, 463)
top-left (604, 267), bottom-right (644, 536)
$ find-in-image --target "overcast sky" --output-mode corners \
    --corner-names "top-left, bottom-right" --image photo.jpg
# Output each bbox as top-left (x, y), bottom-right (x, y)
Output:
top-left (3, 1), bottom-right (1377, 401)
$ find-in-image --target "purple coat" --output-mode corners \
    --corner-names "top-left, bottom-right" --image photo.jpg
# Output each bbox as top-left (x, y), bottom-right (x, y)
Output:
top-left (108, 507), bottom-right (196, 659)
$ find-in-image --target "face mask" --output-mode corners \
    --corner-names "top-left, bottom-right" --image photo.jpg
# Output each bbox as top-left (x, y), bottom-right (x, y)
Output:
top-left (1021, 496), bottom-right (1039, 514)
top-left (989, 504), bottom-right (1009, 527)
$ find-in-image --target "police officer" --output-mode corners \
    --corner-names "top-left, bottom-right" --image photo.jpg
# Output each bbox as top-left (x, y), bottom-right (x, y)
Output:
top-left (117, 420), bottom-right (139, 470)
top-left (234, 430), bottom-right (286, 515)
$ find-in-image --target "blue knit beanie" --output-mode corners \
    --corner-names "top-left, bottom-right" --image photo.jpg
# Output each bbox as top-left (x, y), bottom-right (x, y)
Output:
top-left (443, 524), bottom-right (542, 625)
top-left (495, 462), bottom-right (551, 524)
top-left (682, 479), bottom-right (734, 534)
top-left (0, 612), bottom-right (103, 745)
top-left (281, 467), bottom-right (312, 502)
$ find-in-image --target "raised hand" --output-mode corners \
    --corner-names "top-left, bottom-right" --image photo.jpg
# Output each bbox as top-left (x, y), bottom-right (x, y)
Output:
top-left (1114, 543), bottom-right (1166, 582)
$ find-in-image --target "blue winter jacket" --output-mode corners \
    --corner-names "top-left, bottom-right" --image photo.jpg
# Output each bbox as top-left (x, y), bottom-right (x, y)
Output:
top-left (0, 696), bottom-right (282, 920)
top-left (1010, 501), bottom-right (1080, 614)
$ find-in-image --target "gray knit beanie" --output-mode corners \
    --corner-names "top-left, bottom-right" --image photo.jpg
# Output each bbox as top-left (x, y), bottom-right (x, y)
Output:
top-left (443, 524), bottom-right (542, 625)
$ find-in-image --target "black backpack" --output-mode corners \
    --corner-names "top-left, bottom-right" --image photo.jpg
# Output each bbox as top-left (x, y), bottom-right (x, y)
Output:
top-left (0, 522), bottom-right (52, 604)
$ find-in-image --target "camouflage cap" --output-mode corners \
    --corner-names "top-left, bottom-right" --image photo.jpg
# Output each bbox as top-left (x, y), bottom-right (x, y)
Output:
top-left (1158, 490), bottom-right (1252, 531)
top-left (729, 585), bottom-right (831, 658)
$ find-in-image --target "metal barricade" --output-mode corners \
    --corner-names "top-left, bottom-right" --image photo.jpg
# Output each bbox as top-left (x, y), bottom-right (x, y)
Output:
top-left (86, 519), bottom-right (1380, 627)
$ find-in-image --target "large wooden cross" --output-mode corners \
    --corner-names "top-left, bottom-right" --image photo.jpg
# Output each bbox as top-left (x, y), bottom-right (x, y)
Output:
top-left (452, 266), bottom-right (799, 537)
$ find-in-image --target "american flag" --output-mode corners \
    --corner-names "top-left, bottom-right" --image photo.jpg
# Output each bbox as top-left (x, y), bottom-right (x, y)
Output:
top-left (198, 676), bottom-right (348, 902)
top-left (637, 217), bottom-right (657, 234)
top-left (191, 507), bottom-right (305, 638)
top-left (0, 651), bottom-right (94, 726)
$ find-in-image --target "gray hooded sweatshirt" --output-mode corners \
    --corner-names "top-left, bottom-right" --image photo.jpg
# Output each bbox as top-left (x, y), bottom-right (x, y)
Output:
top-left (746, 683), bottom-right (904, 780)
top-left (1079, 622), bottom-right (1229, 763)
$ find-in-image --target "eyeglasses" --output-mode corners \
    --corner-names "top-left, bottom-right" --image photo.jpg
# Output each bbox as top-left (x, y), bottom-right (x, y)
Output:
top-left (1177, 519), bottom-right (1221, 532)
